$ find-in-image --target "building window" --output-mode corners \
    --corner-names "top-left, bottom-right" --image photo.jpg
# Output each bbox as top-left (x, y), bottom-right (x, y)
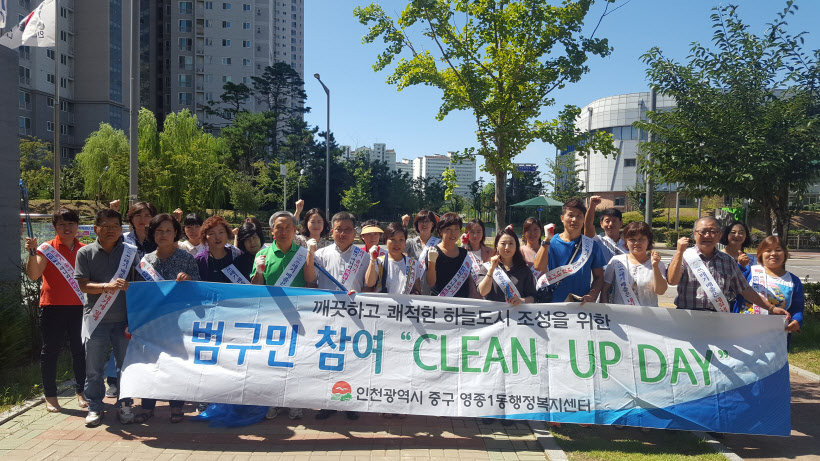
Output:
top-left (222, 75), bottom-right (232, 83)
top-left (243, 22), bottom-right (250, 30)
top-left (179, 1), bottom-right (193, 14)
top-left (204, 74), bottom-right (212, 83)
top-left (178, 74), bottom-right (193, 87)
top-left (222, 2), bottom-right (231, 9)
top-left (18, 116), bottom-right (31, 135)
top-left (179, 38), bottom-right (193, 51)
top-left (179, 55), bottom-right (193, 70)
top-left (60, 7), bottom-right (67, 17)
top-left (242, 40), bottom-right (250, 48)
top-left (47, 97), bottom-right (54, 107)
top-left (60, 54), bottom-right (67, 64)
top-left (243, 4), bottom-right (250, 11)
top-left (60, 30), bottom-right (67, 41)
top-left (60, 77), bottom-right (67, 88)
top-left (222, 21), bottom-right (231, 28)
top-left (242, 76), bottom-right (251, 84)
top-left (205, 1), bottom-right (213, 8)
top-left (205, 38), bottom-right (213, 46)
top-left (222, 39), bottom-right (231, 46)
top-left (178, 92), bottom-right (193, 105)
top-left (18, 91), bottom-right (31, 110)
top-left (60, 124), bottom-right (69, 135)
top-left (46, 72), bottom-right (55, 84)
top-left (46, 48), bottom-right (55, 59)
top-left (60, 100), bottom-right (71, 112)
top-left (221, 57), bottom-right (231, 65)
top-left (47, 121), bottom-right (54, 132)
top-left (242, 58), bottom-right (251, 66)
top-left (179, 20), bottom-right (192, 32)
top-left (624, 158), bottom-right (637, 167)
top-left (614, 196), bottom-right (626, 207)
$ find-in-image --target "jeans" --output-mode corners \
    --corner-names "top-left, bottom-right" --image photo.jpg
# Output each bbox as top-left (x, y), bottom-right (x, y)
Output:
top-left (85, 321), bottom-right (132, 413)
top-left (39, 306), bottom-right (86, 397)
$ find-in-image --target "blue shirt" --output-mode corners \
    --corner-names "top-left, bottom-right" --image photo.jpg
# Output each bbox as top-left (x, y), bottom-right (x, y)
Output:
top-left (548, 235), bottom-right (605, 302)
top-left (733, 269), bottom-right (804, 328)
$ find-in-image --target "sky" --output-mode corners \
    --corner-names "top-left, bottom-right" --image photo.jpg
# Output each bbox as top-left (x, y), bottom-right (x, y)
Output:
top-left (301, 0), bottom-right (820, 186)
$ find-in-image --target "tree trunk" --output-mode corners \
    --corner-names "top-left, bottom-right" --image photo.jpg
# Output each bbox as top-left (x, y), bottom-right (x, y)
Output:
top-left (762, 202), bottom-right (773, 236)
top-left (494, 169), bottom-right (507, 234)
top-left (772, 189), bottom-right (791, 242)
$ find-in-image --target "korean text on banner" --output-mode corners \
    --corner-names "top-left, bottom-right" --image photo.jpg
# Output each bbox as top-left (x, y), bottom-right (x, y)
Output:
top-left (121, 281), bottom-right (791, 436)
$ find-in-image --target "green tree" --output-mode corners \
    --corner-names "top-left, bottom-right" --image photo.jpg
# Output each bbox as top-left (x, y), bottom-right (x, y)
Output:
top-left (625, 182), bottom-right (665, 218)
top-left (251, 63), bottom-right (310, 160)
top-left (441, 167), bottom-right (458, 201)
top-left (341, 161), bottom-right (380, 217)
top-left (546, 152), bottom-right (585, 204)
top-left (19, 137), bottom-right (53, 199)
top-left (75, 124), bottom-right (131, 203)
top-left (355, 0), bottom-right (618, 232)
top-left (221, 111), bottom-right (273, 175)
top-left (634, 2), bottom-right (820, 239)
top-left (204, 82), bottom-right (252, 126)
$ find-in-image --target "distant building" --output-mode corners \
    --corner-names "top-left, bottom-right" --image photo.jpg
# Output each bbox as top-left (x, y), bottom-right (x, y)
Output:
top-left (412, 153), bottom-right (476, 198)
top-left (345, 143), bottom-right (397, 171)
top-left (395, 158), bottom-right (413, 176)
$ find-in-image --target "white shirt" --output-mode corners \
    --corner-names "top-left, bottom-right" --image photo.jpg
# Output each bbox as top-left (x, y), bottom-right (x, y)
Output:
top-left (603, 254), bottom-right (667, 307)
top-left (379, 256), bottom-right (419, 294)
top-left (314, 243), bottom-right (368, 291)
top-left (178, 240), bottom-right (207, 257)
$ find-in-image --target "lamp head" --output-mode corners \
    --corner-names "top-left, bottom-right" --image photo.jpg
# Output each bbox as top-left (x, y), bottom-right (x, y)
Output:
top-left (300, 169), bottom-right (305, 175)
top-left (104, 165), bottom-right (110, 172)
top-left (313, 73), bottom-right (320, 80)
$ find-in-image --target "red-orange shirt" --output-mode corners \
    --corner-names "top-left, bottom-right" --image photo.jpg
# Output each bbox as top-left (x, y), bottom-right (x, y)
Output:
top-left (38, 237), bottom-right (85, 306)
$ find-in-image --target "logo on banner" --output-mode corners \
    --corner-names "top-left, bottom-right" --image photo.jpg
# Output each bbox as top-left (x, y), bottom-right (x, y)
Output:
top-left (331, 381), bottom-right (352, 401)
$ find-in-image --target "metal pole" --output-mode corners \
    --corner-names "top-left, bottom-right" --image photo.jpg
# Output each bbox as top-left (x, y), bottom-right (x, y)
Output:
top-left (644, 88), bottom-right (656, 224)
top-left (128, 0), bottom-right (139, 205)
top-left (675, 184), bottom-right (680, 231)
top-left (697, 197), bottom-right (703, 219)
top-left (313, 74), bottom-right (330, 219)
top-left (53, 0), bottom-right (60, 211)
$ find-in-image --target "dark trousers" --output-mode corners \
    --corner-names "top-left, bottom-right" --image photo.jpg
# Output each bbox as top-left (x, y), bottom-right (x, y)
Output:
top-left (39, 305), bottom-right (86, 397)
top-left (141, 398), bottom-right (185, 411)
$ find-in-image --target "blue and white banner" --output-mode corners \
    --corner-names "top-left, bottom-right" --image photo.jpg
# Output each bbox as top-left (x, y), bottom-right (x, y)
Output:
top-left (121, 281), bottom-right (791, 435)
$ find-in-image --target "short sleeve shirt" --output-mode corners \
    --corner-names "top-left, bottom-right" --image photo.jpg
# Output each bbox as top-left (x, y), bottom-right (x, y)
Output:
top-left (675, 249), bottom-right (750, 311)
top-left (603, 254), bottom-right (667, 307)
top-left (547, 235), bottom-right (605, 302)
top-left (74, 238), bottom-right (137, 323)
top-left (250, 241), bottom-right (307, 287)
top-left (314, 243), bottom-right (367, 291)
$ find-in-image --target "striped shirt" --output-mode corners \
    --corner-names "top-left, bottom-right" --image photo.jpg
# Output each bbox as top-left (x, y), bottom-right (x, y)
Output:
top-left (674, 248), bottom-right (750, 311)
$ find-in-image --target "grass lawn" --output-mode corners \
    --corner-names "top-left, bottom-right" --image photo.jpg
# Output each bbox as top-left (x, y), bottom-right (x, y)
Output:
top-left (0, 354), bottom-right (74, 414)
top-left (550, 425), bottom-right (726, 461)
top-left (789, 315), bottom-right (820, 375)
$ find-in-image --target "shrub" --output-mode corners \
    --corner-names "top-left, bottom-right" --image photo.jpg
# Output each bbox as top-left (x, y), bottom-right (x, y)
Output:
top-left (804, 282), bottom-right (820, 317)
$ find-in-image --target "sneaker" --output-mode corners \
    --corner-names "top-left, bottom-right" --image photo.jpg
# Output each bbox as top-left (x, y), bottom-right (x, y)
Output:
top-left (118, 405), bottom-right (135, 424)
top-left (85, 411), bottom-right (103, 427)
top-left (265, 407), bottom-right (281, 419)
top-left (196, 402), bottom-right (209, 413)
top-left (288, 408), bottom-right (303, 420)
top-left (105, 385), bottom-right (118, 398)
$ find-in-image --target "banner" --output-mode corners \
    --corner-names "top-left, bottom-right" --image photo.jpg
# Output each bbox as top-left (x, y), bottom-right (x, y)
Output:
top-left (121, 281), bottom-right (791, 435)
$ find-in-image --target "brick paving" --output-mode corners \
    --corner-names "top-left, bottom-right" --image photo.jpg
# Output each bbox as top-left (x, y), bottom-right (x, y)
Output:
top-left (0, 395), bottom-right (549, 461)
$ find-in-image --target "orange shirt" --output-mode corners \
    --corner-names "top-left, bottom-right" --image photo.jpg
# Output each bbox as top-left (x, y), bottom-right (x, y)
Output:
top-left (38, 237), bottom-right (85, 306)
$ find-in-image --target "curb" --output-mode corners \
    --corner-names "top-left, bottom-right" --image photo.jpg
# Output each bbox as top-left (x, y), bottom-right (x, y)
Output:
top-left (790, 364), bottom-right (820, 382)
top-left (528, 420), bottom-right (569, 461)
top-left (0, 379), bottom-right (77, 426)
top-left (694, 431), bottom-right (744, 461)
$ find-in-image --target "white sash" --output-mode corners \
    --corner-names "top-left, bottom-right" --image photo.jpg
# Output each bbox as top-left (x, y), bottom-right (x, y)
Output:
top-left (536, 235), bottom-right (594, 289)
top-left (466, 250), bottom-right (482, 285)
top-left (683, 248), bottom-right (730, 313)
top-left (378, 255), bottom-right (418, 294)
top-left (600, 234), bottom-right (625, 256)
top-left (747, 265), bottom-right (770, 315)
top-left (274, 246), bottom-right (309, 287)
top-left (417, 237), bottom-right (442, 278)
top-left (438, 255), bottom-right (473, 297)
top-left (489, 263), bottom-right (521, 301)
top-left (530, 266), bottom-right (541, 286)
top-left (37, 242), bottom-right (85, 305)
top-left (222, 264), bottom-right (250, 284)
top-left (612, 257), bottom-right (638, 306)
top-left (124, 231), bottom-right (137, 248)
top-left (341, 245), bottom-right (367, 290)
top-left (136, 257), bottom-right (164, 282)
top-left (81, 243), bottom-right (138, 342)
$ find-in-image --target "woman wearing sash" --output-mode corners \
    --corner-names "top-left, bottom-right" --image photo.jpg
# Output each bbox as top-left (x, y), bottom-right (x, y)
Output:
top-left (233, 221), bottom-right (266, 280)
top-left (425, 213), bottom-right (481, 298)
top-left (601, 222), bottom-right (668, 306)
top-left (294, 207), bottom-right (333, 250)
top-left (519, 217), bottom-right (543, 264)
top-left (24, 207), bottom-right (88, 412)
top-left (178, 213), bottom-right (206, 256)
top-left (720, 220), bottom-right (756, 277)
top-left (463, 218), bottom-right (492, 262)
top-left (365, 222), bottom-right (421, 295)
top-left (124, 201), bottom-right (158, 258)
top-left (477, 227), bottom-right (537, 305)
top-left (405, 210), bottom-right (440, 295)
top-left (195, 216), bottom-right (241, 284)
top-left (733, 236), bottom-right (804, 348)
top-left (134, 213), bottom-right (200, 423)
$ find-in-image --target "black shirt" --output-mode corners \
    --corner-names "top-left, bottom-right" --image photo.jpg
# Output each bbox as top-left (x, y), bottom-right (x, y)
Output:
top-left (432, 247), bottom-right (472, 298)
top-left (479, 263), bottom-right (538, 303)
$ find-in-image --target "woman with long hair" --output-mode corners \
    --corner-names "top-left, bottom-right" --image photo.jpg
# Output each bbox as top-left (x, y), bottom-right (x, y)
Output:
top-left (477, 227), bottom-right (537, 305)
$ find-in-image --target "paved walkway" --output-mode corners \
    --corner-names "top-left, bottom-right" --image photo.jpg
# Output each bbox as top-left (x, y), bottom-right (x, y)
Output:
top-left (0, 395), bottom-right (548, 461)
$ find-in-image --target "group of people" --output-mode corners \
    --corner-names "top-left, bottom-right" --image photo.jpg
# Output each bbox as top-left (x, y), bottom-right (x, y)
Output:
top-left (23, 195), bottom-right (804, 429)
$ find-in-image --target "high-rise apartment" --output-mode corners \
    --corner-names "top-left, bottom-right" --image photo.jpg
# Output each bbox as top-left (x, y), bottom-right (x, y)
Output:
top-left (411, 153), bottom-right (476, 198)
top-left (12, 0), bottom-right (131, 159)
top-left (140, 0), bottom-right (305, 126)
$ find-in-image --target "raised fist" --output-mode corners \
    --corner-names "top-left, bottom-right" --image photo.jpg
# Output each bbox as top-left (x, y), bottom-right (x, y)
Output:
top-left (737, 252), bottom-right (750, 267)
top-left (109, 199), bottom-right (121, 212)
top-left (401, 214), bottom-right (411, 226)
top-left (677, 237), bottom-right (690, 253)
top-left (25, 237), bottom-right (38, 252)
top-left (369, 244), bottom-right (380, 260)
top-left (651, 251), bottom-right (661, 267)
top-left (544, 223), bottom-right (556, 239)
top-left (307, 238), bottom-right (318, 255)
top-left (173, 208), bottom-right (183, 222)
top-left (461, 233), bottom-right (470, 246)
top-left (427, 246), bottom-right (439, 263)
top-left (255, 255), bottom-right (267, 273)
top-left (589, 195), bottom-right (602, 208)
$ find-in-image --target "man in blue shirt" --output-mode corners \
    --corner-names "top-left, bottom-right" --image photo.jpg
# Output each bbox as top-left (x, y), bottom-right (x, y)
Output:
top-left (534, 198), bottom-right (605, 303)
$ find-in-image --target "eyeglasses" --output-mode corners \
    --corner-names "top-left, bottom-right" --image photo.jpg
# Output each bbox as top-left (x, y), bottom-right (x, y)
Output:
top-left (695, 229), bottom-right (720, 236)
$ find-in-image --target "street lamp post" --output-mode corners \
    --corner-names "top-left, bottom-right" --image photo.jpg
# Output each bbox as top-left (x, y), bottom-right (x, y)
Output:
top-left (298, 168), bottom-right (305, 201)
top-left (314, 73), bottom-right (330, 219)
